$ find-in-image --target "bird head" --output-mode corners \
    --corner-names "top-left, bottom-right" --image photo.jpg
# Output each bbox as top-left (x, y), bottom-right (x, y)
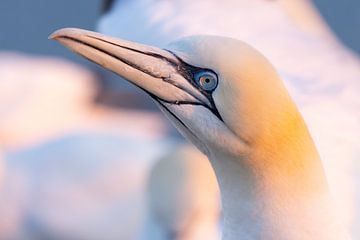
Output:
top-left (50, 28), bottom-right (298, 157)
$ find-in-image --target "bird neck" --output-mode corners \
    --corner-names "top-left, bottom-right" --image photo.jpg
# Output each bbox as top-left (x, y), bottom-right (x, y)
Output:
top-left (207, 113), bottom-right (349, 240)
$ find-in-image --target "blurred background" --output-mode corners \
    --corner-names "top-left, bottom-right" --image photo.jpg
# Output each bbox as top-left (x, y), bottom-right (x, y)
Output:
top-left (1, 0), bottom-right (359, 60)
top-left (0, 0), bottom-right (359, 239)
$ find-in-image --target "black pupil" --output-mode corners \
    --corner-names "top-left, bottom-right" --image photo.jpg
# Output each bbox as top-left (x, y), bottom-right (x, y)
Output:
top-left (197, 73), bottom-right (217, 91)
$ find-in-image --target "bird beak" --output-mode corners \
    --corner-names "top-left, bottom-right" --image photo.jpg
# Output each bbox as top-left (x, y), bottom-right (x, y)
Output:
top-left (49, 28), bottom-right (210, 106)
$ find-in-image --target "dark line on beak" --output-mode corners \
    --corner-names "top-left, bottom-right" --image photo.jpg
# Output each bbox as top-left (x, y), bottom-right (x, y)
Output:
top-left (155, 99), bottom-right (202, 142)
top-left (86, 36), bottom-right (223, 121)
top-left (87, 36), bottom-right (221, 109)
top-left (88, 35), bottom-right (180, 68)
top-left (58, 35), bottom-right (223, 121)
top-left (60, 36), bottom-right (169, 81)
top-left (60, 36), bottom-right (207, 103)
top-left (155, 99), bottom-right (212, 155)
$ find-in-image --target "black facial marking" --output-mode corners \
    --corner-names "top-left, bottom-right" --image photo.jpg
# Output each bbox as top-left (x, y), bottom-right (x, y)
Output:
top-left (84, 36), bottom-right (213, 108)
top-left (58, 35), bottom-right (223, 121)
top-left (166, 50), bottom-right (223, 121)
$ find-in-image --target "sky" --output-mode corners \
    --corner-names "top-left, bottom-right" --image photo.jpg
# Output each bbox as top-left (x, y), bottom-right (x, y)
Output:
top-left (0, 0), bottom-right (359, 63)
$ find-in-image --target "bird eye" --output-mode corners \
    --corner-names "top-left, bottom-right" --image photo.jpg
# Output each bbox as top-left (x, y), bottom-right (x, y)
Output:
top-left (195, 71), bottom-right (218, 92)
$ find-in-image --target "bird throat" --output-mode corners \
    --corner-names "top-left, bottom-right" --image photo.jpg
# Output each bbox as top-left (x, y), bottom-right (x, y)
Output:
top-left (207, 117), bottom-right (349, 240)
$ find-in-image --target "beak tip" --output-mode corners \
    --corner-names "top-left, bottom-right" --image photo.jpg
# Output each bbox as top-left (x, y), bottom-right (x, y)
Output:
top-left (48, 31), bottom-right (58, 40)
top-left (48, 28), bottom-right (81, 41)
top-left (48, 29), bottom-right (66, 41)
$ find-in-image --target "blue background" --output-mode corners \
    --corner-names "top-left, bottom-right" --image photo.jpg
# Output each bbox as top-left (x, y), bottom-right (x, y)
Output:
top-left (0, 0), bottom-right (359, 63)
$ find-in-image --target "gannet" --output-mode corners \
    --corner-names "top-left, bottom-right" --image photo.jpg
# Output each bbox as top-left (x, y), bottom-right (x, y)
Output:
top-left (143, 144), bottom-right (220, 240)
top-left (51, 28), bottom-right (351, 239)
top-left (98, 0), bottom-right (360, 236)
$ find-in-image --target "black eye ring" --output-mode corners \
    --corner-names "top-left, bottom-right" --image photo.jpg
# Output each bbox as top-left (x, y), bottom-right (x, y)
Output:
top-left (194, 71), bottom-right (218, 92)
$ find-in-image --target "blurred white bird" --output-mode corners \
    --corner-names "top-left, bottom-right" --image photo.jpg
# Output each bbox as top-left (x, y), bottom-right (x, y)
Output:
top-left (98, 0), bottom-right (360, 237)
top-left (143, 144), bottom-right (220, 240)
